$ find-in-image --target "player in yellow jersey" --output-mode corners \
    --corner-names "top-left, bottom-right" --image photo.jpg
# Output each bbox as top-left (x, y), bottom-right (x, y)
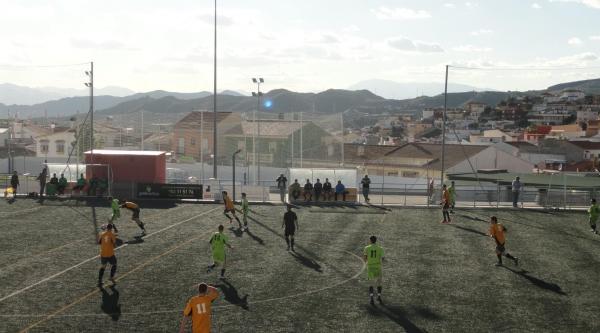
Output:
top-left (207, 225), bottom-right (233, 279)
top-left (488, 216), bottom-right (519, 267)
top-left (222, 191), bottom-right (242, 228)
top-left (180, 283), bottom-right (220, 333)
top-left (98, 223), bottom-right (117, 287)
top-left (120, 200), bottom-right (146, 236)
top-left (363, 235), bottom-right (384, 305)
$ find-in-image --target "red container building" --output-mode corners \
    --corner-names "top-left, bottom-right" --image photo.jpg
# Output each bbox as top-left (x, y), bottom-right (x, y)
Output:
top-left (84, 150), bottom-right (166, 184)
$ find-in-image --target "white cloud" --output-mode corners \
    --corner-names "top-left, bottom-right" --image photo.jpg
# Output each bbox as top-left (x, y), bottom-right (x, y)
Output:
top-left (70, 38), bottom-right (135, 50)
top-left (590, 35), bottom-right (600, 40)
top-left (549, 0), bottom-right (600, 9)
top-left (387, 37), bottom-right (444, 53)
top-left (568, 37), bottom-right (583, 45)
top-left (470, 29), bottom-right (493, 36)
top-left (197, 14), bottom-right (234, 26)
top-left (371, 6), bottom-right (431, 20)
top-left (452, 45), bottom-right (493, 52)
top-left (532, 3), bottom-right (543, 9)
top-left (465, 2), bottom-right (479, 8)
top-left (443, 3), bottom-right (456, 8)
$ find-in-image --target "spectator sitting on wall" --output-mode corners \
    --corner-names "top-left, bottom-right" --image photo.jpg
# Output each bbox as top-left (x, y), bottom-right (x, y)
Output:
top-left (323, 178), bottom-right (333, 201)
top-left (290, 179), bottom-right (301, 201)
top-left (335, 180), bottom-right (347, 201)
top-left (88, 176), bottom-right (99, 196)
top-left (57, 174), bottom-right (68, 195)
top-left (303, 179), bottom-right (313, 202)
top-left (97, 178), bottom-right (108, 197)
top-left (50, 173), bottom-right (59, 185)
top-left (314, 178), bottom-right (323, 202)
top-left (73, 173), bottom-right (86, 193)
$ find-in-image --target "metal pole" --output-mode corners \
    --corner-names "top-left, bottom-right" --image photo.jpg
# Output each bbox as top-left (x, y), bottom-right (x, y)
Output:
top-left (440, 65), bottom-right (448, 187)
top-left (340, 112), bottom-right (344, 166)
top-left (232, 149), bottom-right (242, 202)
top-left (257, 82), bottom-right (261, 185)
top-left (300, 112), bottom-right (303, 168)
top-left (140, 110), bottom-right (144, 150)
top-left (212, 0), bottom-right (218, 179)
top-left (290, 112), bottom-right (294, 168)
top-left (200, 111), bottom-right (204, 181)
top-left (90, 61), bottom-right (94, 166)
top-left (253, 110), bottom-right (257, 184)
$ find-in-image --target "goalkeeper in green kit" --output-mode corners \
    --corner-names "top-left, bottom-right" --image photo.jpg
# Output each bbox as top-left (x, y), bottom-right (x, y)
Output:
top-left (108, 196), bottom-right (120, 233)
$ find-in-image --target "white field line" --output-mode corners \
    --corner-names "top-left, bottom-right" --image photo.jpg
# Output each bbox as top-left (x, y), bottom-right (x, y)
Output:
top-left (0, 207), bottom-right (219, 303)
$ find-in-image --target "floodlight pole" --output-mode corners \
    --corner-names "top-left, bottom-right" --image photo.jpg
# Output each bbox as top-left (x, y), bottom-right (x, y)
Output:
top-left (252, 78), bottom-right (264, 185)
top-left (440, 65), bottom-right (449, 187)
top-left (212, 0), bottom-right (218, 179)
top-left (85, 61), bottom-right (94, 166)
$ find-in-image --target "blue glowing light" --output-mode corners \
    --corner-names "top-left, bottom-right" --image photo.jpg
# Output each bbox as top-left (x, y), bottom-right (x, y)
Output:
top-left (264, 100), bottom-right (273, 108)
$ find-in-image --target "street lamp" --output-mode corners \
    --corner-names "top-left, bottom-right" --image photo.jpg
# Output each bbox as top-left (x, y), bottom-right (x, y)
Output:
top-left (84, 62), bottom-right (94, 166)
top-left (232, 149), bottom-right (242, 202)
top-left (251, 77), bottom-right (264, 185)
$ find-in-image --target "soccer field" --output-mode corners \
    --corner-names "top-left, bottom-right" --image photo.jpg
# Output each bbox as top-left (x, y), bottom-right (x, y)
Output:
top-left (0, 198), bottom-right (599, 332)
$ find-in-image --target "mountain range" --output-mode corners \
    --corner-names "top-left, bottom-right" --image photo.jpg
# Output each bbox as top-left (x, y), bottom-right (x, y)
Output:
top-left (1, 78), bottom-right (599, 121)
top-left (348, 79), bottom-right (494, 100)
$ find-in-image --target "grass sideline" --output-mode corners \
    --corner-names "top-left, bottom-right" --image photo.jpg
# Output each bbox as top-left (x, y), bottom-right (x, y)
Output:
top-left (0, 199), bottom-right (599, 332)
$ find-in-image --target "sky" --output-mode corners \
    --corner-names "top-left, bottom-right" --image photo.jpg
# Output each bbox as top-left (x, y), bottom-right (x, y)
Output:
top-left (2, 0), bottom-right (600, 94)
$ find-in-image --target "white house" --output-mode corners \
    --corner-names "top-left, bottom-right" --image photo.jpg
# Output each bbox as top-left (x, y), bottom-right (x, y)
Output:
top-left (559, 89), bottom-right (585, 102)
top-left (0, 128), bottom-right (8, 148)
top-left (35, 129), bottom-right (77, 158)
top-left (446, 143), bottom-right (535, 174)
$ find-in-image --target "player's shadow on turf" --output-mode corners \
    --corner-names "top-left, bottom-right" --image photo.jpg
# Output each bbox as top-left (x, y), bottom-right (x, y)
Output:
top-left (364, 304), bottom-right (427, 333)
top-left (502, 266), bottom-right (567, 296)
top-left (457, 214), bottom-right (486, 223)
top-left (245, 229), bottom-right (265, 245)
top-left (450, 224), bottom-right (488, 237)
top-left (125, 237), bottom-right (144, 245)
top-left (100, 285), bottom-right (121, 321)
top-left (216, 280), bottom-right (249, 310)
top-left (229, 226), bottom-right (243, 238)
top-left (290, 251), bottom-right (323, 273)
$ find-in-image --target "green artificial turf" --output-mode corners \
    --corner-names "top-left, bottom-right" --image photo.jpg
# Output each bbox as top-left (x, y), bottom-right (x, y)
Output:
top-left (0, 198), bottom-right (599, 332)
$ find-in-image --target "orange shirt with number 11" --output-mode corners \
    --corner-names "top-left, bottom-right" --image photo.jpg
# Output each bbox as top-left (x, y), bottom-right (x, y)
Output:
top-left (183, 288), bottom-right (219, 333)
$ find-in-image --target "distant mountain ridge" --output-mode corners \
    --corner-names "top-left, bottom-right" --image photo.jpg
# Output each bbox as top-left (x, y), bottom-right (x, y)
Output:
top-left (348, 79), bottom-right (494, 100)
top-left (1, 78), bottom-right (599, 120)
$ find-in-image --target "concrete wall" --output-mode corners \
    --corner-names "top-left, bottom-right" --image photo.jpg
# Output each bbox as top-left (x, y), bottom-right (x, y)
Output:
top-left (447, 146), bottom-right (534, 174)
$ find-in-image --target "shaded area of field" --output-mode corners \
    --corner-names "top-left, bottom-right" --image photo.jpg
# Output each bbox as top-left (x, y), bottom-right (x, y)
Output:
top-left (0, 199), bottom-right (599, 332)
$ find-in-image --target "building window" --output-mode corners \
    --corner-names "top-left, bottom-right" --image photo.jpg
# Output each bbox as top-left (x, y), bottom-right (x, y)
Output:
top-left (269, 142), bottom-right (277, 153)
top-left (402, 171), bottom-right (419, 178)
top-left (56, 140), bottom-right (65, 154)
top-left (191, 137), bottom-right (196, 146)
top-left (387, 171), bottom-right (399, 176)
top-left (40, 140), bottom-right (49, 154)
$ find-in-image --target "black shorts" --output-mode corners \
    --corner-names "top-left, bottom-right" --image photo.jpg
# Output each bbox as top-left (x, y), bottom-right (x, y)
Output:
top-left (285, 228), bottom-right (296, 237)
top-left (443, 203), bottom-right (449, 210)
top-left (132, 208), bottom-right (140, 219)
top-left (101, 255), bottom-right (117, 266)
top-left (496, 244), bottom-right (506, 253)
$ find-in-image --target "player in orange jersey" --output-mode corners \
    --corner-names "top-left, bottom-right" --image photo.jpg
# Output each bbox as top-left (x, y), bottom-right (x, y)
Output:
top-left (98, 223), bottom-right (118, 287)
top-left (222, 191), bottom-right (241, 228)
top-left (488, 216), bottom-right (519, 267)
top-left (180, 283), bottom-right (220, 333)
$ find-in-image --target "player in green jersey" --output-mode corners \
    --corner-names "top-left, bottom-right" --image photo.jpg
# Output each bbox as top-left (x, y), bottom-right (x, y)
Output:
top-left (108, 197), bottom-right (121, 233)
top-left (241, 193), bottom-right (249, 231)
top-left (588, 198), bottom-right (600, 234)
top-left (207, 225), bottom-right (233, 279)
top-left (448, 181), bottom-right (456, 214)
top-left (363, 235), bottom-right (384, 305)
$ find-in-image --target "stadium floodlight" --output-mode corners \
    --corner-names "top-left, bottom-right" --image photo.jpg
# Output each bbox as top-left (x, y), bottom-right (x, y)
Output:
top-left (251, 77), bottom-right (265, 185)
top-left (85, 71), bottom-right (90, 76)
